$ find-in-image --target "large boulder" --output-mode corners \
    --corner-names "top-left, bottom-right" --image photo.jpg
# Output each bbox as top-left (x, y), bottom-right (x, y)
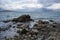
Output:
top-left (12, 15), bottom-right (33, 22)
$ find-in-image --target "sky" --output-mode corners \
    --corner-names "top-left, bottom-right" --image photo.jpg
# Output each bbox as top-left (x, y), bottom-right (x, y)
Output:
top-left (0, 0), bottom-right (60, 10)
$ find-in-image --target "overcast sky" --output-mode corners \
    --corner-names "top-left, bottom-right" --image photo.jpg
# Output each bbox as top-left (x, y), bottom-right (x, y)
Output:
top-left (0, 0), bottom-right (60, 10)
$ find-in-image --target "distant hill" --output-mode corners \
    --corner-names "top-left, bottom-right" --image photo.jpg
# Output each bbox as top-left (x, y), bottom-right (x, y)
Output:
top-left (0, 8), bottom-right (15, 12)
top-left (0, 8), bottom-right (60, 13)
top-left (0, 10), bottom-right (14, 12)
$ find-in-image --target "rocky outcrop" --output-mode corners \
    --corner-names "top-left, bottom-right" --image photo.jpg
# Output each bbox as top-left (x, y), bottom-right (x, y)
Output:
top-left (0, 14), bottom-right (60, 40)
top-left (12, 15), bottom-right (33, 22)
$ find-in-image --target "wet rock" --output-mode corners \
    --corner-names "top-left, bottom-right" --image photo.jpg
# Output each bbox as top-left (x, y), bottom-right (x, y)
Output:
top-left (37, 20), bottom-right (43, 24)
top-left (9, 25), bottom-right (12, 27)
top-left (17, 24), bottom-right (23, 27)
top-left (3, 20), bottom-right (11, 23)
top-left (17, 24), bottom-right (29, 29)
top-left (14, 35), bottom-right (19, 39)
top-left (31, 29), bottom-right (39, 33)
top-left (49, 20), bottom-right (54, 22)
top-left (29, 29), bottom-right (39, 36)
top-left (20, 29), bottom-right (29, 34)
top-left (0, 27), bottom-right (2, 31)
top-left (38, 20), bottom-right (49, 24)
top-left (35, 24), bottom-right (46, 29)
top-left (43, 21), bottom-right (49, 24)
top-left (28, 34), bottom-right (31, 37)
top-left (12, 18), bottom-right (18, 22)
top-left (33, 24), bottom-right (46, 31)
top-left (34, 24), bottom-right (38, 27)
top-left (49, 24), bottom-right (56, 28)
top-left (41, 28), bottom-right (47, 32)
top-left (41, 35), bottom-right (46, 40)
top-left (53, 22), bottom-right (57, 24)
top-left (49, 38), bottom-right (55, 40)
top-left (31, 37), bottom-right (34, 40)
top-left (13, 26), bottom-right (15, 28)
top-left (0, 25), bottom-right (12, 31)
top-left (52, 25), bottom-right (56, 28)
top-left (12, 15), bottom-right (33, 22)
top-left (17, 30), bottom-right (21, 34)
top-left (24, 35), bottom-right (28, 38)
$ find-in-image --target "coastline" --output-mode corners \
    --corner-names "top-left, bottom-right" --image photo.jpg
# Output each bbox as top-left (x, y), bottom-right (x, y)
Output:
top-left (0, 15), bottom-right (60, 40)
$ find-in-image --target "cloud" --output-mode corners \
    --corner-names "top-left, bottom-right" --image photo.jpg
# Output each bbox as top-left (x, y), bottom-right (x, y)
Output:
top-left (46, 3), bottom-right (60, 10)
top-left (0, 0), bottom-right (60, 11)
top-left (0, 0), bottom-right (44, 10)
top-left (0, 3), bottom-right (43, 10)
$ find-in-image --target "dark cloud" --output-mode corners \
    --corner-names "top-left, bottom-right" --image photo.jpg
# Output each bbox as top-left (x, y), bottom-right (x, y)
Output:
top-left (38, 0), bottom-right (60, 6)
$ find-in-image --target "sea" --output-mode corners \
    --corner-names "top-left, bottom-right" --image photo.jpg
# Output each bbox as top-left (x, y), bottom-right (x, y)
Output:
top-left (0, 12), bottom-right (60, 22)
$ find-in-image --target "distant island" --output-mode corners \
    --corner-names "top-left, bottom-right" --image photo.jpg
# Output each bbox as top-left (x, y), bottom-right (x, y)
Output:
top-left (0, 8), bottom-right (15, 12)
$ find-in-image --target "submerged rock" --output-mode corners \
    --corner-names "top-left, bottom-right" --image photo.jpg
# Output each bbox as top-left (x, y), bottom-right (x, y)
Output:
top-left (12, 15), bottom-right (33, 22)
top-left (3, 20), bottom-right (11, 23)
top-left (49, 20), bottom-right (54, 22)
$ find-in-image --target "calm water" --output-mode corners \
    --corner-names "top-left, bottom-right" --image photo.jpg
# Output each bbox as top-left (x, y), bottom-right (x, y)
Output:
top-left (0, 12), bottom-right (60, 21)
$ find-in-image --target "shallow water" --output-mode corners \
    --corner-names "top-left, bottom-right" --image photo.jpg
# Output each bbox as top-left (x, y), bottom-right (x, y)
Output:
top-left (0, 11), bottom-right (60, 27)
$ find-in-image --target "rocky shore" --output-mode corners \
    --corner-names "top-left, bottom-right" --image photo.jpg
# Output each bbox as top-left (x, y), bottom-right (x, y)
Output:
top-left (0, 15), bottom-right (60, 40)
